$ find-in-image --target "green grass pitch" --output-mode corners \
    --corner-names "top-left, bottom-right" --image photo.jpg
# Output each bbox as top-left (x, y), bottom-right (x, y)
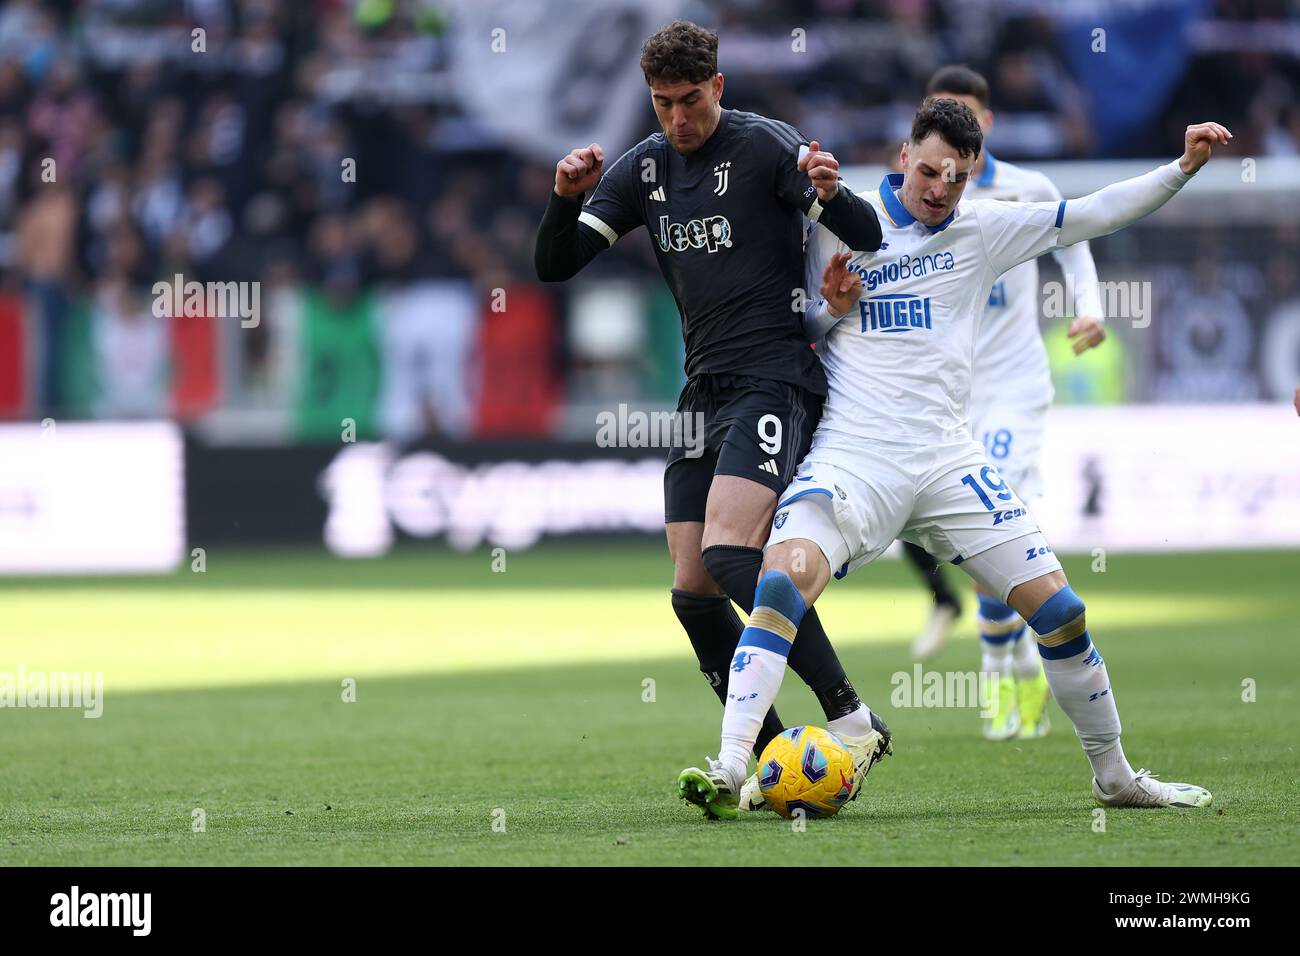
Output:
top-left (2, 542), bottom-right (1297, 866)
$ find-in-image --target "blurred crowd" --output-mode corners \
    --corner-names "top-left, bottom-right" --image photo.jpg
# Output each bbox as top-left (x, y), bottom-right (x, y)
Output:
top-left (0, 0), bottom-right (1297, 435)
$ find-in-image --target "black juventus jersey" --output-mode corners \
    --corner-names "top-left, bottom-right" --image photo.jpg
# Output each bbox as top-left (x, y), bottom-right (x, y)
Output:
top-left (535, 109), bottom-right (883, 395)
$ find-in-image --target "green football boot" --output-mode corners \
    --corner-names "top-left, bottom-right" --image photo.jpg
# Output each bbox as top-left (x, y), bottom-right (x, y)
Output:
top-left (678, 760), bottom-right (740, 821)
top-left (1017, 669), bottom-right (1052, 739)
top-left (982, 674), bottom-right (1020, 741)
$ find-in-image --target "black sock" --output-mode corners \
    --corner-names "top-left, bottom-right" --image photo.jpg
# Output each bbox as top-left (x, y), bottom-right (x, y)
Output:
top-left (670, 589), bottom-right (784, 757)
top-left (902, 541), bottom-right (962, 612)
top-left (701, 545), bottom-right (863, 722)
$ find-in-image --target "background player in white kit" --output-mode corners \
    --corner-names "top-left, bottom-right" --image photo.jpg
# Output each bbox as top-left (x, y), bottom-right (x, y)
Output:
top-left (907, 66), bottom-right (1110, 743)
top-left (679, 97), bottom-right (1231, 818)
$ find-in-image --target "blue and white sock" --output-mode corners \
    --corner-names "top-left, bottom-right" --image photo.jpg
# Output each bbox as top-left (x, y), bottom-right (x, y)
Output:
top-left (1029, 587), bottom-right (1133, 791)
top-left (1011, 620), bottom-right (1044, 681)
top-left (978, 593), bottom-right (1022, 679)
top-left (718, 570), bottom-right (806, 786)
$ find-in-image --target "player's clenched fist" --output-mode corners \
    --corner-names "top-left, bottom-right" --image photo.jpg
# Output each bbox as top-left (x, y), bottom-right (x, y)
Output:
top-left (1179, 123), bottom-right (1232, 175)
top-left (821, 251), bottom-right (862, 318)
top-left (1068, 316), bottom-right (1107, 355)
top-left (554, 143), bottom-right (605, 200)
top-left (799, 140), bottom-right (840, 202)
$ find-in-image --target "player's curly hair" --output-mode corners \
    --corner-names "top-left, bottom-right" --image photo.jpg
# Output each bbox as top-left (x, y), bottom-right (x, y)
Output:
top-left (640, 20), bottom-right (718, 87)
top-left (910, 97), bottom-right (984, 159)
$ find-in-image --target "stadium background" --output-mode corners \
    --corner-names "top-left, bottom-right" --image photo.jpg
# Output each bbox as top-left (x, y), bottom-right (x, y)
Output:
top-left (2, 0), bottom-right (1299, 866)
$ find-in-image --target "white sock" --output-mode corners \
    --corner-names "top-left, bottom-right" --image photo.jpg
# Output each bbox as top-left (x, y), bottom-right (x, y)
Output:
top-left (1090, 738), bottom-right (1136, 793)
top-left (1039, 646), bottom-right (1133, 789)
top-left (1028, 588), bottom-right (1135, 789)
top-left (980, 642), bottom-right (1013, 679)
top-left (719, 646), bottom-right (788, 783)
top-left (978, 598), bottom-right (1020, 678)
top-left (827, 703), bottom-right (874, 739)
top-left (718, 571), bottom-right (805, 786)
top-left (1011, 625), bottom-right (1043, 681)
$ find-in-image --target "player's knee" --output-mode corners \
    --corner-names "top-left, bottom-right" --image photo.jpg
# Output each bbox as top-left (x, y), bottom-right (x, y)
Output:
top-left (701, 543), bottom-right (748, 590)
top-left (761, 540), bottom-right (822, 602)
top-left (976, 592), bottom-right (1016, 622)
top-left (672, 555), bottom-right (720, 594)
top-left (1027, 585), bottom-right (1084, 629)
top-left (1025, 586), bottom-right (1089, 655)
top-left (751, 569), bottom-right (808, 631)
top-left (702, 479), bottom-right (777, 550)
top-left (976, 592), bottom-right (1021, 642)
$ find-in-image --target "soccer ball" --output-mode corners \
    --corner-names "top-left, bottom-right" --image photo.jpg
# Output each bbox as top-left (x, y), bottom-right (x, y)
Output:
top-left (758, 725), bottom-right (856, 820)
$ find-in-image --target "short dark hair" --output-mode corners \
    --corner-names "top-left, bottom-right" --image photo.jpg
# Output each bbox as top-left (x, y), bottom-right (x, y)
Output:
top-left (925, 65), bottom-right (990, 108)
top-left (910, 97), bottom-right (984, 159)
top-left (640, 20), bottom-right (718, 87)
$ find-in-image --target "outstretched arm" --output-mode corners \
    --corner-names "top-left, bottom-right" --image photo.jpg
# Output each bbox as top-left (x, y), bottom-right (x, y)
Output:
top-left (1058, 123), bottom-right (1232, 246)
top-left (981, 123), bottom-right (1232, 278)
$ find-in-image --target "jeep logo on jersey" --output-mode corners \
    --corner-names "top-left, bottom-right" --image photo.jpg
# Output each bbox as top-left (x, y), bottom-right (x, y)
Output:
top-left (860, 294), bottom-right (934, 333)
top-left (657, 214), bottom-right (733, 254)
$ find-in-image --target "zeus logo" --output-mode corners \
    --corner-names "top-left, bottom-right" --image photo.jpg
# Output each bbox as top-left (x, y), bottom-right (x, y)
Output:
top-left (993, 506), bottom-right (1028, 526)
top-left (860, 294), bottom-right (933, 333)
top-left (713, 160), bottom-right (731, 195)
top-left (657, 215), bottom-right (733, 254)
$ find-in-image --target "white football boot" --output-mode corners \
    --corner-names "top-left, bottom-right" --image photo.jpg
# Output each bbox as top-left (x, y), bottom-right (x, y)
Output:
top-left (738, 773), bottom-right (767, 812)
top-left (1093, 769), bottom-right (1213, 808)
top-left (836, 712), bottom-right (893, 801)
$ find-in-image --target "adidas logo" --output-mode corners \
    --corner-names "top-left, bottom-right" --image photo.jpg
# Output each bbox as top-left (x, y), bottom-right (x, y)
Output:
top-left (759, 459), bottom-right (779, 475)
top-left (649, 186), bottom-right (666, 201)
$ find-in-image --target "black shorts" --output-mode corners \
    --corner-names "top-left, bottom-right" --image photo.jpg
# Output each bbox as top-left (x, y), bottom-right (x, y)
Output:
top-left (663, 374), bottom-right (824, 524)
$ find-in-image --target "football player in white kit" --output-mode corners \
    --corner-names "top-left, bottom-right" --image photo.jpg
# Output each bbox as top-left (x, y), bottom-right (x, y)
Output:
top-left (906, 66), bottom-right (1110, 744)
top-left (678, 97), bottom-right (1230, 818)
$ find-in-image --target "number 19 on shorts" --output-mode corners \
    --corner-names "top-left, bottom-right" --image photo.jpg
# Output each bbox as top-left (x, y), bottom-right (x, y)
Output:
top-left (960, 466), bottom-right (1014, 511)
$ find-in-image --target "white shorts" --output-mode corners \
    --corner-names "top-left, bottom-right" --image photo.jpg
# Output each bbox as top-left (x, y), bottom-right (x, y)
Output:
top-left (969, 398), bottom-right (1048, 502)
top-left (767, 440), bottom-right (1062, 603)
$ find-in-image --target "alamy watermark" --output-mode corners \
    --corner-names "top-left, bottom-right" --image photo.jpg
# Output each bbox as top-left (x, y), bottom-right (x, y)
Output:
top-left (0, 665), bottom-right (103, 718)
top-left (890, 664), bottom-right (1001, 718)
top-left (49, 886), bottom-right (150, 936)
top-left (1045, 274), bottom-right (1152, 329)
top-left (595, 404), bottom-right (705, 457)
top-left (152, 273), bottom-right (260, 328)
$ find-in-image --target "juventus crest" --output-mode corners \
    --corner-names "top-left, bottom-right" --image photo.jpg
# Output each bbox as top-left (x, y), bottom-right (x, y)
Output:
top-left (713, 160), bottom-right (731, 196)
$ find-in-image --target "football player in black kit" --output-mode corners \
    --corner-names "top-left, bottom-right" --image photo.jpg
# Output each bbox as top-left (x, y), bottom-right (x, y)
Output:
top-left (535, 19), bottom-right (892, 815)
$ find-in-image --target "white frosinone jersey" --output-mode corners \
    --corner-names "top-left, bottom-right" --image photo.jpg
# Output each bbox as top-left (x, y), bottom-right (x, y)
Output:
top-left (966, 153), bottom-right (1104, 408)
top-left (803, 161), bottom-right (1191, 453)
